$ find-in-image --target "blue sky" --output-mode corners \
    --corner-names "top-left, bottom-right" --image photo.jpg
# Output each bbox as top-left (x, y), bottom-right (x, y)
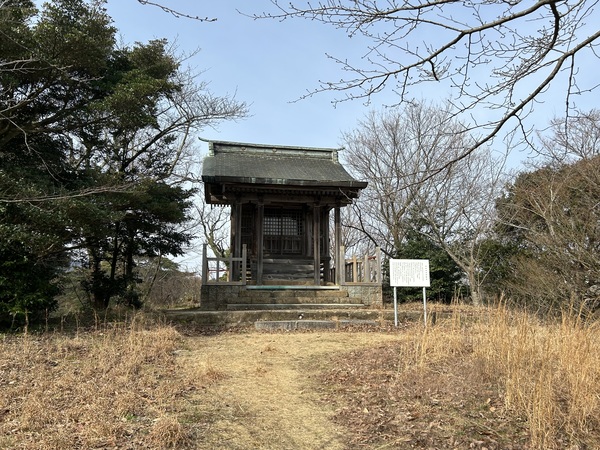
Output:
top-left (105, 1), bottom-right (390, 155)
top-left (103, 1), bottom-right (599, 164)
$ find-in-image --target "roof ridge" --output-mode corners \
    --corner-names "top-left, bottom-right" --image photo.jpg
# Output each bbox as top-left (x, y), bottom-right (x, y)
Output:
top-left (206, 139), bottom-right (341, 160)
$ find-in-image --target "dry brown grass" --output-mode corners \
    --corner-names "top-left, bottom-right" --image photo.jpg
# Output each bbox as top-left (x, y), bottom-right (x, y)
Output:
top-left (1, 305), bottom-right (600, 449)
top-left (0, 314), bottom-right (203, 449)
top-left (320, 303), bottom-right (600, 449)
top-left (472, 305), bottom-right (600, 449)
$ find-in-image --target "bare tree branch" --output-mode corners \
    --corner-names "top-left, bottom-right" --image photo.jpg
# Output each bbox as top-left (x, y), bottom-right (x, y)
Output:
top-left (0, 184), bottom-right (135, 204)
top-left (255, 0), bottom-right (600, 164)
top-left (136, 1), bottom-right (217, 21)
top-left (342, 101), bottom-right (508, 303)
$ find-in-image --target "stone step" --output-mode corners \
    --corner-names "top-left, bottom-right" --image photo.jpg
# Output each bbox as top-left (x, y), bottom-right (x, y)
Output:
top-left (254, 319), bottom-right (379, 331)
top-left (232, 296), bottom-right (361, 305)
top-left (239, 288), bottom-right (348, 298)
top-left (226, 303), bottom-right (367, 311)
top-left (261, 258), bottom-right (314, 264)
top-left (164, 308), bottom-right (403, 327)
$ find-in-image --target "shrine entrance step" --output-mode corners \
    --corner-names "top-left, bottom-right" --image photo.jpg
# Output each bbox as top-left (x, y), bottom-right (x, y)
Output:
top-left (164, 308), bottom-right (423, 328)
top-left (236, 286), bottom-right (363, 307)
top-left (254, 319), bottom-right (378, 331)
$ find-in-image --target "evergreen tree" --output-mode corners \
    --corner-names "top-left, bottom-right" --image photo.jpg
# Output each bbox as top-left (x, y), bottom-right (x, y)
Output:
top-left (0, 0), bottom-right (117, 320)
top-left (0, 0), bottom-right (247, 319)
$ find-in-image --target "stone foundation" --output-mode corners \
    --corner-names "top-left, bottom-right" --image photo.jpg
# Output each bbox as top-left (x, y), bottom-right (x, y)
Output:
top-left (200, 284), bottom-right (382, 310)
top-left (345, 285), bottom-right (383, 307)
top-left (200, 285), bottom-right (244, 310)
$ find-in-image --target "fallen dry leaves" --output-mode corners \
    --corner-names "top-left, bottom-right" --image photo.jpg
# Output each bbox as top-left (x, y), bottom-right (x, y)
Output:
top-left (319, 336), bottom-right (529, 449)
top-left (1, 305), bottom-right (600, 449)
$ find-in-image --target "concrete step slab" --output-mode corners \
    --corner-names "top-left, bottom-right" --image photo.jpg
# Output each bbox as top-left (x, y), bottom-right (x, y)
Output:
top-left (254, 319), bottom-right (379, 331)
top-left (239, 288), bottom-right (348, 298)
top-left (164, 308), bottom-right (408, 327)
top-left (235, 296), bottom-right (362, 305)
top-left (226, 303), bottom-right (367, 311)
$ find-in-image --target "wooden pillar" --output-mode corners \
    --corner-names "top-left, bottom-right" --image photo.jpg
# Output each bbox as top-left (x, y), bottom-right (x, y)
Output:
top-left (375, 246), bottom-right (382, 284)
top-left (313, 204), bottom-right (321, 286)
top-left (322, 208), bottom-right (330, 282)
top-left (241, 244), bottom-right (247, 285)
top-left (202, 243), bottom-right (208, 283)
top-left (334, 205), bottom-right (342, 286)
top-left (303, 205), bottom-right (311, 257)
top-left (256, 201), bottom-right (264, 285)
top-left (231, 199), bottom-right (242, 281)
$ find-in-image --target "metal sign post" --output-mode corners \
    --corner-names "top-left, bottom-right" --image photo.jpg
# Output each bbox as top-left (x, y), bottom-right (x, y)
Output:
top-left (389, 259), bottom-right (431, 327)
top-left (393, 286), bottom-right (398, 327)
top-left (422, 287), bottom-right (427, 326)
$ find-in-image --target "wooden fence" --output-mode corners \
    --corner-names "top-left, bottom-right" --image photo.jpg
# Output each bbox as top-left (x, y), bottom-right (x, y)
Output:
top-left (341, 246), bottom-right (382, 285)
top-left (202, 244), bottom-right (247, 285)
top-left (201, 244), bottom-right (381, 286)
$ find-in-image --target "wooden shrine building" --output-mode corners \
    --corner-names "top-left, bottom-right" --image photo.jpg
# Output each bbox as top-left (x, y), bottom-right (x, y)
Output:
top-left (200, 140), bottom-right (382, 310)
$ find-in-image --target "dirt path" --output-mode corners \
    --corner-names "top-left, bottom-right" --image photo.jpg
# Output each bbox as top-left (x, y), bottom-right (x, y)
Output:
top-left (178, 331), bottom-right (400, 450)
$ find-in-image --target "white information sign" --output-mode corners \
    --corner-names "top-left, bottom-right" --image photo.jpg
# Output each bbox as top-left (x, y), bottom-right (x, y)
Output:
top-left (389, 259), bottom-right (430, 287)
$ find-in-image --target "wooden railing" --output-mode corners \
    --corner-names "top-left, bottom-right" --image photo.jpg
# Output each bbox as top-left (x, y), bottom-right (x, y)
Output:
top-left (202, 243), bottom-right (381, 286)
top-left (338, 246), bottom-right (382, 285)
top-left (202, 244), bottom-right (247, 285)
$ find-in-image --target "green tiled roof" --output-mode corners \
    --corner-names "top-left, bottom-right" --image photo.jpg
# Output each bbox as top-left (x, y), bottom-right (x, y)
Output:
top-left (201, 140), bottom-right (367, 188)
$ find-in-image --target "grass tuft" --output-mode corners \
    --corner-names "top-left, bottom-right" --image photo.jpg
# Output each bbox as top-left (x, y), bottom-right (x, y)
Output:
top-left (148, 415), bottom-right (190, 449)
top-left (472, 305), bottom-right (600, 448)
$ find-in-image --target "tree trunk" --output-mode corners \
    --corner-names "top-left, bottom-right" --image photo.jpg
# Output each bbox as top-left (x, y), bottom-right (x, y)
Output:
top-left (88, 249), bottom-right (108, 310)
top-left (125, 225), bottom-right (135, 284)
top-left (467, 271), bottom-right (481, 306)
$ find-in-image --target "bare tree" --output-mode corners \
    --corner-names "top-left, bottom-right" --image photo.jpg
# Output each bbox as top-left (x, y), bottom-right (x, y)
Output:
top-left (193, 193), bottom-right (230, 260)
top-left (257, 1), bottom-right (600, 163)
top-left (537, 109), bottom-right (600, 165)
top-left (496, 156), bottom-right (600, 314)
top-left (415, 146), bottom-right (507, 305)
top-left (342, 101), bottom-right (468, 254)
top-left (342, 101), bottom-right (506, 304)
top-left (490, 111), bottom-right (600, 313)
